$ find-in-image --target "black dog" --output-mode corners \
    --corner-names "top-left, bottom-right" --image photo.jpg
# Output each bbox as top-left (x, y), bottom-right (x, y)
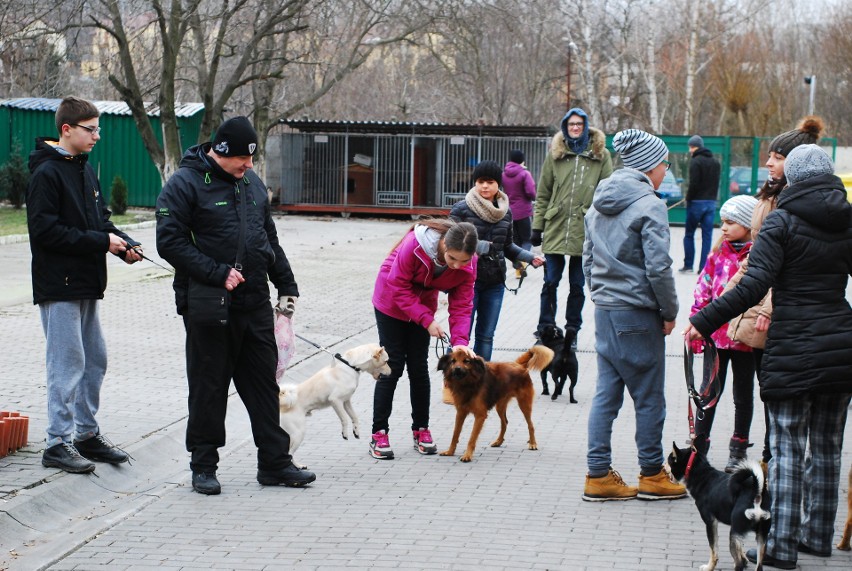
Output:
top-left (537, 325), bottom-right (579, 402)
top-left (667, 435), bottom-right (771, 571)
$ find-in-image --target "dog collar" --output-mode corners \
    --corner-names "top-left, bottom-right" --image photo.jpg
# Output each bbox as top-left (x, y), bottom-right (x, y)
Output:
top-left (684, 449), bottom-right (698, 480)
top-left (334, 353), bottom-right (361, 372)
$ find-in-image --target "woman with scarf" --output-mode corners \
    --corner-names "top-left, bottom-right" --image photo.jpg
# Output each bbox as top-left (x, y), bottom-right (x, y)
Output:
top-left (450, 160), bottom-right (544, 361)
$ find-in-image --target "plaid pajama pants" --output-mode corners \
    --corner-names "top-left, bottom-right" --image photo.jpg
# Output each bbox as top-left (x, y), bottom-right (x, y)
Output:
top-left (765, 393), bottom-right (852, 560)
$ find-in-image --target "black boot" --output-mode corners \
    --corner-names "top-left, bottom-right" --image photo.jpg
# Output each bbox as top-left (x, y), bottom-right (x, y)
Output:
top-left (257, 463), bottom-right (317, 487)
top-left (725, 436), bottom-right (750, 473)
top-left (75, 432), bottom-right (130, 464)
top-left (192, 471), bottom-right (221, 495)
top-left (42, 442), bottom-right (96, 473)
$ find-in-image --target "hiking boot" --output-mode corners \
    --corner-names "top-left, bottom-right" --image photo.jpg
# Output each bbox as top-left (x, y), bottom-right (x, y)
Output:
top-left (746, 548), bottom-right (796, 569)
top-left (257, 463), bottom-right (316, 487)
top-left (582, 469), bottom-right (638, 502)
top-left (638, 468), bottom-right (688, 500)
top-left (75, 432), bottom-right (130, 464)
top-left (725, 436), bottom-right (750, 473)
top-left (42, 442), bottom-right (96, 474)
top-left (192, 471), bottom-right (221, 495)
top-left (413, 427), bottom-right (437, 455)
top-left (369, 430), bottom-right (394, 460)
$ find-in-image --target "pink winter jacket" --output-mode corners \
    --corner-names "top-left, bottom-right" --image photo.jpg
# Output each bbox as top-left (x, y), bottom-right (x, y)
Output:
top-left (689, 240), bottom-right (753, 351)
top-left (372, 230), bottom-right (477, 346)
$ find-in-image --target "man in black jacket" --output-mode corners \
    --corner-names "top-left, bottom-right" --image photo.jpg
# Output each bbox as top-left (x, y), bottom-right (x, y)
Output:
top-left (27, 96), bottom-right (141, 474)
top-left (680, 135), bottom-right (721, 273)
top-left (156, 116), bottom-right (315, 495)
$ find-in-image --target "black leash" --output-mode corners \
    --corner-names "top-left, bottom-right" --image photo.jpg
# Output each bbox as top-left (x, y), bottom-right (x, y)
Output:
top-left (294, 333), bottom-right (361, 372)
top-left (130, 246), bottom-right (175, 274)
top-left (503, 261), bottom-right (543, 295)
top-left (433, 333), bottom-right (451, 359)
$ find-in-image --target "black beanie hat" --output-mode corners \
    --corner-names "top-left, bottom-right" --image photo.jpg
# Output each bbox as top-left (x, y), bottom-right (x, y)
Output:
top-left (212, 116), bottom-right (258, 157)
top-left (768, 116), bottom-right (824, 158)
top-left (508, 149), bottom-right (525, 164)
top-left (472, 160), bottom-right (503, 187)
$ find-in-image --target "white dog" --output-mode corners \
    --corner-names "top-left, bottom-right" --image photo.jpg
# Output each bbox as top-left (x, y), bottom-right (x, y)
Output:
top-left (279, 343), bottom-right (390, 468)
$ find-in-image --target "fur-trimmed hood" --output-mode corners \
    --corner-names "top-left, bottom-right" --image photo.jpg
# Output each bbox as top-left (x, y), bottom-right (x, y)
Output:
top-left (550, 127), bottom-right (608, 161)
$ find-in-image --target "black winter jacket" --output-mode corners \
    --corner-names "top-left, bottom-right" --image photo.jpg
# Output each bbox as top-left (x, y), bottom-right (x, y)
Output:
top-left (690, 173), bottom-right (852, 400)
top-left (26, 138), bottom-right (137, 304)
top-left (449, 199), bottom-right (533, 285)
top-left (686, 147), bottom-right (721, 201)
top-left (156, 144), bottom-right (298, 315)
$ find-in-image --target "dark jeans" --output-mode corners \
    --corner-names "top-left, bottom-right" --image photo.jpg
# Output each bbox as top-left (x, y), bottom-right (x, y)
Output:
top-left (470, 281), bottom-right (505, 361)
top-left (693, 348), bottom-right (756, 444)
top-left (683, 200), bottom-right (716, 272)
top-left (184, 305), bottom-right (291, 473)
top-left (372, 308), bottom-right (432, 434)
top-left (538, 253), bottom-right (585, 332)
top-left (512, 216), bottom-right (532, 252)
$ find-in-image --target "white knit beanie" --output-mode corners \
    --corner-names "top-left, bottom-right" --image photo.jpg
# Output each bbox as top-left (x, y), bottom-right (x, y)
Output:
top-left (719, 195), bottom-right (758, 229)
top-left (783, 144), bottom-right (834, 185)
top-left (612, 129), bottom-right (669, 173)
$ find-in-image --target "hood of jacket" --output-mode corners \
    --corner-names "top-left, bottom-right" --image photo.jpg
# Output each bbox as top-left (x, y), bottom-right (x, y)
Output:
top-left (692, 147), bottom-right (714, 159)
top-left (777, 173), bottom-right (850, 233)
top-left (502, 161), bottom-right (526, 181)
top-left (592, 168), bottom-right (656, 216)
top-left (550, 127), bottom-right (607, 162)
top-left (179, 143), bottom-right (241, 183)
top-left (28, 137), bottom-right (88, 173)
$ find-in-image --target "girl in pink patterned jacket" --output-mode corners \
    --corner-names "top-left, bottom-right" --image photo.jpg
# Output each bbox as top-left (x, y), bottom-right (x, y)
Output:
top-left (688, 195), bottom-right (758, 471)
top-left (370, 219), bottom-right (478, 460)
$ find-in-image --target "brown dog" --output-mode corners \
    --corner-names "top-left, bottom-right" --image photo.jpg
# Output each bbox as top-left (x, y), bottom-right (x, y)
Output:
top-left (838, 467), bottom-right (852, 550)
top-left (437, 345), bottom-right (553, 462)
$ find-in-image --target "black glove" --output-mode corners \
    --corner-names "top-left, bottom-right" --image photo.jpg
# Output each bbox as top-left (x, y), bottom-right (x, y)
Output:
top-left (531, 230), bottom-right (543, 247)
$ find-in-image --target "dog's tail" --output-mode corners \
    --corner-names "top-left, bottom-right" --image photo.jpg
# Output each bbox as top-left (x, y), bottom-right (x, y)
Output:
top-left (731, 460), bottom-right (771, 522)
top-left (278, 383), bottom-right (299, 412)
top-left (516, 345), bottom-right (554, 372)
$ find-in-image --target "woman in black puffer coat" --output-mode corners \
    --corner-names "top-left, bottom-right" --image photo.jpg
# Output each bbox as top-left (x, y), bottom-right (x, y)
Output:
top-left (450, 161), bottom-right (544, 360)
top-left (685, 145), bottom-right (852, 566)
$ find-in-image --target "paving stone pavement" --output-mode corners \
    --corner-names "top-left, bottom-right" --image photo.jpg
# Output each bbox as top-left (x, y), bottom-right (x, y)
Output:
top-left (0, 215), bottom-right (850, 570)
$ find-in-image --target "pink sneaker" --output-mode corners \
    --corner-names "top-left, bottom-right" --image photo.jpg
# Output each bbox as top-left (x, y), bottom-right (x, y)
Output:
top-left (369, 430), bottom-right (394, 460)
top-left (413, 427), bottom-right (437, 455)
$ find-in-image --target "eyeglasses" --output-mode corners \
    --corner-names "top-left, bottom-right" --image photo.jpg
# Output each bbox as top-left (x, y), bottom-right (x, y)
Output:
top-left (70, 124), bottom-right (101, 135)
top-left (567, 122), bottom-right (585, 128)
top-left (663, 160), bottom-right (671, 171)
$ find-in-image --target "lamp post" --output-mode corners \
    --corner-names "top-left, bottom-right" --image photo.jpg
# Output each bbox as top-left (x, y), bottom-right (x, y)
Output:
top-left (804, 75), bottom-right (816, 115)
top-left (566, 41), bottom-right (577, 111)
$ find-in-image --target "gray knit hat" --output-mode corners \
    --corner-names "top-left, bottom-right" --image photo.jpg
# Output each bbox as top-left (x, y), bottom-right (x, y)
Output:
top-left (768, 116), bottom-right (824, 158)
top-left (719, 195), bottom-right (758, 229)
top-left (783, 144), bottom-right (834, 185)
top-left (688, 135), bottom-right (704, 148)
top-left (612, 129), bottom-right (669, 173)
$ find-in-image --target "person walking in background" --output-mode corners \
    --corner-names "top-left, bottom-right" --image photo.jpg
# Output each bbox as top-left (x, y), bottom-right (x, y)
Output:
top-left (680, 135), bottom-right (721, 274)
top-left (688, 195), bottom-right (758, 472)
top-left (370, 219), bottom-right (478, 460)
top-left (502, 149), bottom-right (536, 278)
top-left (686, 144), bottom-right (852, 569)
top-left (27, 96), bottom-right (141, 474)
top-left (532, 108), bottom-right (612, 345)
top-left (450, 160), bottom-right (544, 361)
top-left (581, 129), bottom-right (685, 502)
top-left (157, 116), bottom-right (315, 495)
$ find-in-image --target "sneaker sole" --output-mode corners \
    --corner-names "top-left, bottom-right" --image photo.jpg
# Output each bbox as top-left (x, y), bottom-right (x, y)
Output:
top-left (77, 453), bottom-right (130, 464)
top-left (192, 485), bottom-right (221, 495)
top-left (369, 449), bottom-right (394, 460)
top-left (413, 443), bottom-right (437, 455)
top-left (42, 459), bottom-right (96, 474)
top-left (637, 492), bottom-right (687, 500)
top-left (257, 475), bottom-right (317, 487)
top-left (581, 494), bottom-right (637, 502)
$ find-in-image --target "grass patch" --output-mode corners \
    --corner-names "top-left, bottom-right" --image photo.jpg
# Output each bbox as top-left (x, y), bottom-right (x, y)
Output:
top-left (0, 206), bottom-right (154, 237)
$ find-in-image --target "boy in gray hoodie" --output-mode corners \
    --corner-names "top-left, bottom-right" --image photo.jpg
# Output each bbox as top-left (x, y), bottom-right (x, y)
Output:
top-left (581, 129), bottom-right (685, 502)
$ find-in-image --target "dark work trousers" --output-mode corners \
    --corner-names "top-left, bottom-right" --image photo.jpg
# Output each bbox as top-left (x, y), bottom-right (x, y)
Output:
top-left (184, 305), bottom-right (291, 473)
top-left (754, 348), bottom-right (771, 463)
top-left (372, 308), bottom-right (431, 434)
top-left (694, 348), bottom-right (756, 446)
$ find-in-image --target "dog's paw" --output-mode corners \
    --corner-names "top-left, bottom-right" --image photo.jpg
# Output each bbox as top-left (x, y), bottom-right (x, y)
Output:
top-left (570, 397), bottom-right (578, 404)
top-left (489, 439), bottom-right (504, 448)
top-left (541, 388), bottom-right (550, 395)
top-left (341, 433), bottom-right (348, 440)
top-left (439, 450), bottom-right (454, 457)
top-left (459, 454), bottom-right (472, 462)
top-left (528, 442), bottom-right (538, 451)
top-left (353, 430), bottom-right (360, 439)
top-left (550, 393), bottom-right (558, 401)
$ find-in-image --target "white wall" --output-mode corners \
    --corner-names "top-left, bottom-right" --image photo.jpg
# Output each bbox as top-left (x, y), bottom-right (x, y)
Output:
top-left (833, 146), bottom-right (852, 173)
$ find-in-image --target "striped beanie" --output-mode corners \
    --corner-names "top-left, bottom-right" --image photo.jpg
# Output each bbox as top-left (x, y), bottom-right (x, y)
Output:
top-left (719, 195), bottom-right (758, 230)
top-left (612, 129), bottom-right (669, 173)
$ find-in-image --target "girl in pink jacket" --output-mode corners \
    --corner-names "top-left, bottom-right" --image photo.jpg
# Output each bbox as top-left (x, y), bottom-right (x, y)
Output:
top-left (370, 219), bottom-right (478, 460)
top-left (689, 195), bottom-right (758, 471)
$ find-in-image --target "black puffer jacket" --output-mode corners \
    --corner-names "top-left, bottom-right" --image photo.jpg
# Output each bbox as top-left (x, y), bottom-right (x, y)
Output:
top-left (450, 198), bottom-right (532, 285)
top-left (690, 173), bottom-right (852, 400)
top-left (156, 144), bottom-right (298, 314)
top-left (686, 147), bottom-right (721, 201)
top-left (26, 138), bottom-right (137, 304)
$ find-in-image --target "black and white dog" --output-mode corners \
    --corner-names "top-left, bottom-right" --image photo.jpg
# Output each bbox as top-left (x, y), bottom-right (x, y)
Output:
top-left (537, 325), bottom-right (579, 402)
top-left (667, 436), bottom-right (771, 571)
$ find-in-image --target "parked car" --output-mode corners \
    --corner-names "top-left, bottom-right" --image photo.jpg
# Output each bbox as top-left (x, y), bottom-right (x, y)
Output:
top-left (657, 171), bottom-right (683, 204)
top-left (729, 166), bottom-right (769, 196)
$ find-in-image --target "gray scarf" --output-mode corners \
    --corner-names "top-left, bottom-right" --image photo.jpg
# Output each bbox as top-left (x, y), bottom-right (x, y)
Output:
top-left (465, 188), bottom-right (509, 224)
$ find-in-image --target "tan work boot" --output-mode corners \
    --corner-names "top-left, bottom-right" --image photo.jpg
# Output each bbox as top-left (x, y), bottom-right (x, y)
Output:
top-left (582, 469), bottom-right (638, 502)
top-left (637, 468), bottom-right (687, 500)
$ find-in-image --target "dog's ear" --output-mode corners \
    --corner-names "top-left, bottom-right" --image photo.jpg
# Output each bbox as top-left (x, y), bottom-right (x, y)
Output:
top-left (471, 356), bottom-right (486, 376)
top-left (437, 353), bottom-right (451, 371)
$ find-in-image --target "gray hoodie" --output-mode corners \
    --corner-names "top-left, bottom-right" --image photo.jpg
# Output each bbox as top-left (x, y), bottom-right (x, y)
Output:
top-left (582, 168), bottom-right (678, 322)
